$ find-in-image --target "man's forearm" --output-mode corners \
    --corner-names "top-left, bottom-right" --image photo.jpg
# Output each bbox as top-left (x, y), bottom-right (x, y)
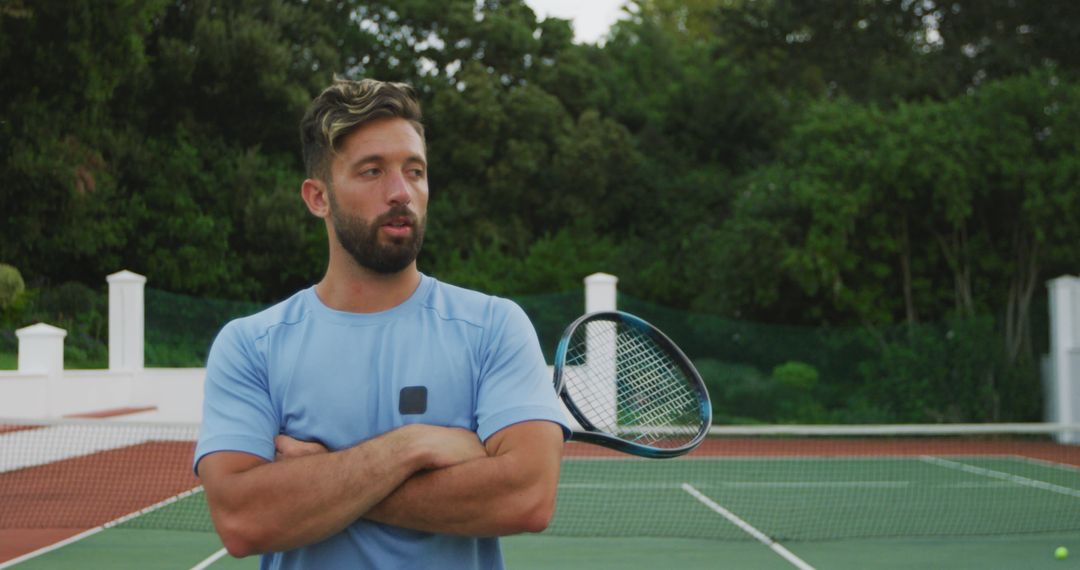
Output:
top-left (364, 422), bottom-right (564, 536)
top-left (200, 425), bottom-right (484, 556)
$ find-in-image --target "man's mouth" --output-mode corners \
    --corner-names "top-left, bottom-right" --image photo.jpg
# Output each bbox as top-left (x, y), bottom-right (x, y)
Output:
top-left (380, 215), bottom-right (416, 237)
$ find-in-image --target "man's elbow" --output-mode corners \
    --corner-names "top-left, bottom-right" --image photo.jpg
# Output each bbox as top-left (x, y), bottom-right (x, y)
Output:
top-left (518, 505), bottom-right (554, 534)
top-left (220, 534), bottom-right (257, 559)
top-left (212, 510), bottom-right (273, 558)
top-left (216, 518), bottom-right (261, 558)
top-left (509, 487), bottom-right (557, 534)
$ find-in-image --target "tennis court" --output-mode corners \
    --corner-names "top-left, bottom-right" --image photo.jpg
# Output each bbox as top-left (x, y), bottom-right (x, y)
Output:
top-left (3, 420), bottom-right (1080, 569)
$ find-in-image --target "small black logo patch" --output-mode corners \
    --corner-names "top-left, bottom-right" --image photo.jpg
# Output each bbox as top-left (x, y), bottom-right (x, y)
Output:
top-left (399, 386), bottom-right (427, 415)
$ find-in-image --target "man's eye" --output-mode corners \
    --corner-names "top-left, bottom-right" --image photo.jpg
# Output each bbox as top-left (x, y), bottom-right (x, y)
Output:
top-left (360, 168), bottom-right (381, 177)
top-left (409, 168), bottom-right (425, 178)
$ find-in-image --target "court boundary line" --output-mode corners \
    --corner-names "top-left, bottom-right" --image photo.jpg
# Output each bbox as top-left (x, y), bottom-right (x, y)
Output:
top-left (190, 547), bottom-right (228, 570)
top-left (920, 456), bottom-right (1080, 499)
top-left (0, 486), bottom-right (205, 569)
top-left (562, 454), bottom-right (1052, 462)
top-left (562, 481), bottom-right (911, 489)
top-left (1013, 454), bottom-right (1080, 474)
top-left (680, 483), bottom-right (815, 570)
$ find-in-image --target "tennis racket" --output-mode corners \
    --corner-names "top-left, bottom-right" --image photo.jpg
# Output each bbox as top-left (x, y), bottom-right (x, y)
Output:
top-left (553, 311), bottom-right (712, 458)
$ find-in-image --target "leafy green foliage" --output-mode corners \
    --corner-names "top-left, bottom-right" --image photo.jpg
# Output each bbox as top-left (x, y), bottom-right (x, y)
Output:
top-left (0, 282), bottom-right (110, 369)
top-left (0, 264), bottom-right (25, 309)
top-left (695, 359), bottom-right (774, 424)
top-left (0, 350), bottom-right (15, 371)
top-left (3, 0), bottom-right (1079, 420)
top-left (857, 316), bottom-right (1038, 422)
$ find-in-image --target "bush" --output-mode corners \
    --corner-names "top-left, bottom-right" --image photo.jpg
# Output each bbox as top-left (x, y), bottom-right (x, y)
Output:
top-left (772, 361), bottom-right (819, 391)
top-left (0, 264), bottom-right (25, 309)
top-left (770, 361), bottom-right (828, 423)
top-left (21, 282), bottom-right (108, 369)
top-left (857, 316), bottom-right (1014, 422)
top-left (694, 358), bottom-right (777, 423)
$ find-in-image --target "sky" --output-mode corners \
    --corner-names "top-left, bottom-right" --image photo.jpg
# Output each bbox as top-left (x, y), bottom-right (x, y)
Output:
top-left (523, 0), bottom-right (630, 44)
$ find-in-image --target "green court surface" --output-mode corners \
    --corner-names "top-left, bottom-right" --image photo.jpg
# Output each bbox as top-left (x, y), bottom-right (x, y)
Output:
top-left (3, 529), bottom-right (244, 569)
top-left (8, 529), bottom-right (1079, 569)
top-left (503, 534), bottom-right (1080, 569)
top-left (7, 451), bottom-right (1080, 569)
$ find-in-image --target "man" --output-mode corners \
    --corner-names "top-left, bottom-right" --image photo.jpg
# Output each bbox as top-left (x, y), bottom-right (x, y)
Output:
top-left (194, 77), bottom-right (569, 569)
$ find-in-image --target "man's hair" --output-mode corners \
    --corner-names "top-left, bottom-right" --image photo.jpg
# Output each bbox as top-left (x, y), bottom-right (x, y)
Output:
top-left (299, 77), bottom-right (424, 181)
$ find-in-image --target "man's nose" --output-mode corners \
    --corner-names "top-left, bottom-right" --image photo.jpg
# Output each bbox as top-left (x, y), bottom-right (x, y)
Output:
top-left (385, 171), bottom-right (411, 205)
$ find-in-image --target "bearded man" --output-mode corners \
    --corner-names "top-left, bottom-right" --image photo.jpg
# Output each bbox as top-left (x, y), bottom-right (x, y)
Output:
top-left (194, 78), bottom-right (569, 570)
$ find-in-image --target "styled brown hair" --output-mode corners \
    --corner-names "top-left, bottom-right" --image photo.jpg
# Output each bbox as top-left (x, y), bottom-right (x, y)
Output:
top-left (299, 77), bottom-right (424, 181)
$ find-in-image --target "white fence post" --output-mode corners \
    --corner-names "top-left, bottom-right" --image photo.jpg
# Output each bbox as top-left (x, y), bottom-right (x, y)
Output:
top-left (585, 273), bottom-right (618, 313)
top-left (580, 273), bottom-right (619, 432)
top-left (108, 270), bottom-right (146, 371)
top-left (16, 323), bottom-right (67, 375)
top-left (1048, 275), bottom-right (1080, 443)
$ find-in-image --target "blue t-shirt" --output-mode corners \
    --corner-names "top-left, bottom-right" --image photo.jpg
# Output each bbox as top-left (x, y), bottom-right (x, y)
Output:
top-left (194, 275), bottom-right (569, 570)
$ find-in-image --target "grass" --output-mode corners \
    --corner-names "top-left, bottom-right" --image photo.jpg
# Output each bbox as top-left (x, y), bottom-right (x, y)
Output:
top-left (0, 349), bottom-right (112, 370)
top-left (0, 346), bottom-right (202, 370)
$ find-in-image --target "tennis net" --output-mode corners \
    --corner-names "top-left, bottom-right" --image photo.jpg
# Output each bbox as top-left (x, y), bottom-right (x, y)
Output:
top-left (3, 419), bottom-right (1080, 541)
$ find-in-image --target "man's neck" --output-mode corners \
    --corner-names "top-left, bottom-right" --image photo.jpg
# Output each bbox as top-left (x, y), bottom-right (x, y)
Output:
top-left (314, 260), bottom-right (422, 314)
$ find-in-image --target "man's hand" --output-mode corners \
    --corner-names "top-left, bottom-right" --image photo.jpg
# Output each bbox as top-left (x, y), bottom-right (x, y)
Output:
top-left (274, 435), bottom-right (328, 461)
top-left (274, 425), bottom-right (486, 469)
top-left (405, 425), bottom-right (487, 469)
top-left (364, 421), bottom-right (564, 536)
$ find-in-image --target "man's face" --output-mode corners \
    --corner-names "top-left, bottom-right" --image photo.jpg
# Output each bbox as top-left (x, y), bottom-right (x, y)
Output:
top-left (325, 118), bottom-right (428, 274)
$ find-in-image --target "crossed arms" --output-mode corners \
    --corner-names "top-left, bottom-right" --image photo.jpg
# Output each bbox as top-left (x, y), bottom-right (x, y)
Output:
top-left (197, 420), bottom-right (564, 557)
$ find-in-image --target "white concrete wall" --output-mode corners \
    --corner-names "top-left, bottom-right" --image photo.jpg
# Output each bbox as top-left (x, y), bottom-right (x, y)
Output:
top-left (0, 368), bottom-right (205, 421)
top-left (128, 368), bottom-right (207, 422)
top-left (0, 371), bottom-right (50, 417)
top-left (0, 269), bottom-right (208, 423)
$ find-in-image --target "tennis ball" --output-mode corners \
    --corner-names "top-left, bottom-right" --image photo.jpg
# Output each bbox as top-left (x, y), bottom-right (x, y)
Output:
top-left (1055, 546), bottom-right (1068, 560)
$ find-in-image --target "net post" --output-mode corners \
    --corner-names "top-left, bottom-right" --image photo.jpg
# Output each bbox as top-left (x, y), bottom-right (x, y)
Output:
top-left (107, 270), bottom-right (147, 372)
top-left (1048, 275), bottom-right (1080, 444)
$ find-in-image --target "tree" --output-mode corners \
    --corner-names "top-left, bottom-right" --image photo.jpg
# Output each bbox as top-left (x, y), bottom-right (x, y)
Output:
top-left (716, 71), bottom-right (1080, 419)
top-left (0, 1), bottom-right (164, 286)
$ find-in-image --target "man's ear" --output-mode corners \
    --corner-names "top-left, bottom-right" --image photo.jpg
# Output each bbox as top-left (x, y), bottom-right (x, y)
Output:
top-left (301, 178), bottom-right (330, 218)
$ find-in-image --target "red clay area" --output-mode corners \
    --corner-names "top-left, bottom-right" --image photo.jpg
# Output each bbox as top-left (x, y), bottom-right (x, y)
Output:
top-left (0, 425), bottom-right (42, 435)
top-left (0, 528), bottom-right (83, 563)
top-left (563, 438), bottom-right (1080, 468)
top-left (0, 440), bottom-right (198, 563)
top-left (64, 406), bottom-right (159, 419)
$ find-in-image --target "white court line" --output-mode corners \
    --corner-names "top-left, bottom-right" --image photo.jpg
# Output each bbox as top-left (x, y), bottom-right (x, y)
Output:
top-left (561, 481), bottom-right (910, 489)
top-left (0, 487), bottom-right (205, 569)
top-left (1012, 454), bottom-right (1080, 474)
top-left (681, 483), bottom-right (815, 570)
top-left (190, 548), bottom-right (229, 570)
top-left (920, 456), bottom-right (1080, 498)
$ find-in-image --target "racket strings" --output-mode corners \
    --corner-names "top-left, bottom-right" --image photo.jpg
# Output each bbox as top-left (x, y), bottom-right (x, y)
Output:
top-left (564, 320), bottom-right (703, 448)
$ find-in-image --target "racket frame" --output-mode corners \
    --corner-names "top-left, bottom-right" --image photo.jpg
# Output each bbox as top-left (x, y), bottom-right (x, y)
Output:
top-left (553, 311), bottom-right (712, 458)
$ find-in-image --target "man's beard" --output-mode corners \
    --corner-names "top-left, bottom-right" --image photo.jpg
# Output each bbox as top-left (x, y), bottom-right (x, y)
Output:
top-left (328, 190), bottom-right (425, 275)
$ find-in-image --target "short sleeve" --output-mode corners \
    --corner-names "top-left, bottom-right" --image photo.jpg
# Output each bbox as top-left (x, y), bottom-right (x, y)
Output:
top-left (474, 300), bottom-right (571, 442)
top-left (193, 320), bottom-right (279, 474)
